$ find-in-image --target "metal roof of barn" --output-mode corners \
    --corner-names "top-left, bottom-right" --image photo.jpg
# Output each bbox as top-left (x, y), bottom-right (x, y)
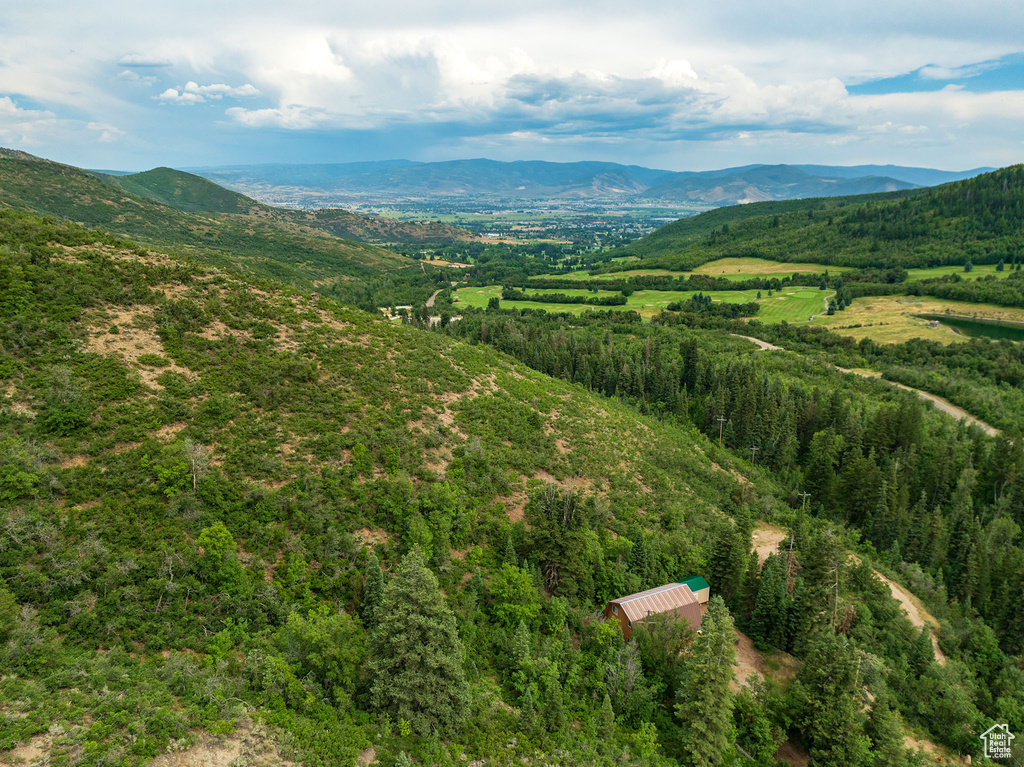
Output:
top-left (610, 582), bottom-right (698, 624)
top-left (678, 576), bottom-right (710, 592)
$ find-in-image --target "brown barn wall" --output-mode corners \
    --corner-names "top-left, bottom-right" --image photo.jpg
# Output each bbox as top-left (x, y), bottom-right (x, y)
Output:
top-left (604, 602), bottom-right (633, 640)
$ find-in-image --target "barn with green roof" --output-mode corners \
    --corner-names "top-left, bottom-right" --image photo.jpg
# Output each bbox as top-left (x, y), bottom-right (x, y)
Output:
top-left (677, 576), bottom-right (710, 604)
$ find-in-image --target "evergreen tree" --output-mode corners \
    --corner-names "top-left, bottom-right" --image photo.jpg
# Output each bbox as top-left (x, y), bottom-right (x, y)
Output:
top-left (865, 697), bottom-right (907, 767)
top-left (519, 686), bottom-right (537, 732)
top-left (360, 551), bottom-right (385, 631)
top-left (502, 528), bottom-right (518, 568)
top-left (909, 626), bottom-right (935, 674)
top-left (793, 634), bottom-right (870, 767)
top-left (738, 550), bottom-right (762, 622)
top-left (675, 596), bottom-right (737, 766)
top-left (628, 526), bottom-right (649, 589)
top-left (750, 553), bottom-right (788, 650)
top-left (368, 550), bottom-right (469, 735)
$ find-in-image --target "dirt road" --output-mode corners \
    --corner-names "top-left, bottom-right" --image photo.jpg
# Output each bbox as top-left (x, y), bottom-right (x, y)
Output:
top-left (835, 367), bottom-right (999, 436)
top-left (732, 334), bottom-right (783, 351)
top-left (752, 524), bottom-right (948, 665)
top-left (873, 571), bottom-right (947, 665)
top-left (732, 334), bottom-right (999, 435)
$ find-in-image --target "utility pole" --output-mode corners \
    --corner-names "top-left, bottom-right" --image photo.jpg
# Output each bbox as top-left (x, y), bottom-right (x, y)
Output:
top-left (749, 445), bottom-right (758, 466)
top-left (717, 416), bottom-right (727, 448)
top-left (797, 491), bottom-right (811, 510)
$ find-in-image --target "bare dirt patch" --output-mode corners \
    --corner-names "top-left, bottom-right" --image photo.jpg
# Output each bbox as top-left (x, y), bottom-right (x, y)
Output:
top-left (149, 718), bottom-right (297, 767)
top-left (731, 629), bottom-right (800, 693)
top-left (59, 454), bottom-right (89, 469)
top-left (752, 523), bottom-right (788, 565)
top-left (354, 528), bottom-right (388, 549)
top-left (903, 732), bottom-right (955, 763)
top-left (82, 306), bottom-right (190, 389)
top-left (731, 630), bottom-right (768, 692)
top-left (774, 738), bottom-right (810, 767)
top-left (1, 733), bottom-right (50, 766)
top-left (155, 422), bottom-right (188, 440)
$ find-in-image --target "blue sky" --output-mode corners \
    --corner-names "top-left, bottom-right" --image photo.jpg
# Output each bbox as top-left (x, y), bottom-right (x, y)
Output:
top-left (1, 0), bottom-right (1022, 172)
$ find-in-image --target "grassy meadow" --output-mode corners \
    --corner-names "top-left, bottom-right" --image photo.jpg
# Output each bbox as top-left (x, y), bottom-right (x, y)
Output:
top-left (818, 294), bottom-right (1024, 344)
top-left (689, 257), bottom-right (852, 280)
top-left (904, 263), bottom-right (1017, 281)
top-left (453, 283), bottom-right (834, 322)
top-left (458, 257), bottom-right (1024, 342)
top-left (549, 257), bottom-right (851, 282)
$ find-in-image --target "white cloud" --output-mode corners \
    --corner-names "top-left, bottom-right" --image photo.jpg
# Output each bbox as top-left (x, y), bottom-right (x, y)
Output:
top-left (157, 81), bottom-right (261, 104)
top-left (918, 62), bottom-right (1000, 81)
top-left (88, 122), bottom-right (126, 142)
top-left (0, 96), bottom-right (64, 146)
top-left (3, 0), bottom-right (1024, 167)
top-left (118, 53), bottom-right (172, 68)
top-left (117, 69), bottom-right (157, 86)
top-left (225, 105), bottom-right (331, 129)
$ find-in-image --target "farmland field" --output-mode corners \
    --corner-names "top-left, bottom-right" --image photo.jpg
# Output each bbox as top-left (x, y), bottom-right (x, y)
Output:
top-left (905, 263), bottom-right (1016, 281)
top-left (690, 257), bottom-right (851, 280)
top-left (818, 294), bottom-right (1024, 344)
top-left (452, 284), bottom-right (835, 322)
top-left (547, 257), bottom-right (847, 282)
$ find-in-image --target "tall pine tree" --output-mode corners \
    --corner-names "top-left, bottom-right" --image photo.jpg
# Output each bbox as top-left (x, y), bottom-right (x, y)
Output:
top-left (675, 596), bottom-right (737, 765)
top-left (368, 550), bottom-right (469, 735)
top-left (360, 551), bottom-right (385, 631)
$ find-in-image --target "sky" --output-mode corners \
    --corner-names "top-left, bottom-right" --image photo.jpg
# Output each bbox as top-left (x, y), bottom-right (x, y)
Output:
top-left (1, 0), bottom-right (1023, 172)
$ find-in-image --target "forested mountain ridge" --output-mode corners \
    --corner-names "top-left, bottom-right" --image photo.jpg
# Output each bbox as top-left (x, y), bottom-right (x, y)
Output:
top-left (101, 165), bottom-right (473, 245)
top-left (608, 164), bottom-right (1024, 270)
top-left (0, 151), bottom-right (467, 290)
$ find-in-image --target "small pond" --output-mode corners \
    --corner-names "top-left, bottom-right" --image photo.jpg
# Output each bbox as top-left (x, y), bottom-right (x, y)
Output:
top-left (915, 314), bottom-right (1024, 342)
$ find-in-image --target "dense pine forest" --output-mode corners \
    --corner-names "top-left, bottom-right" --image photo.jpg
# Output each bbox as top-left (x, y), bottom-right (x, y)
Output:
top-left (606, 165), bottom-right (1024, 270)
top-left (2, 159), bottom-right (1024, 767)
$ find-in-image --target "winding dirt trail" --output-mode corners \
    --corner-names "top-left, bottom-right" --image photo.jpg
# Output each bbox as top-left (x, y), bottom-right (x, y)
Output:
top-left (731, 335), bottom-right (999, 435)
top-left (873, 571), bottom-right (947, 665)
top-left (751, 525), bottom-right (947, 665)
top-left (835, 367), bottom-right (999, 436)
top-left (426, 289), bottom-right (443, 308)
top-left (731, 334), bottom-right (783, 351)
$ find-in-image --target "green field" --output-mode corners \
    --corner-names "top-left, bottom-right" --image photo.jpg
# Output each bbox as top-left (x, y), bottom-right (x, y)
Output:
top-left (459, 254), bottom-right (1023, 331)
top-left (905, 263), bottom-right (1016, 281)
top-left (453, 284), bottom-right (835, 323)
top-left (691, 257), bottom-right (852, 280)
top-left (547, 257), bottom-right (849, 282)
top-left (563, 258), bottom-right (1011, 286)
top-left (548, 268), bottom-right (681, 281)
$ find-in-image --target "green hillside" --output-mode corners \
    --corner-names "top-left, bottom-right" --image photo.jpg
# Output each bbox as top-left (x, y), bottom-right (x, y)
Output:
top-left (0, 150), bottom-right (412, 287)
top-left (105, 165), bottom-right (473, 246)
top-left (607, 165), bottom-right (1024, 270)
top-left (7, 135), bottom-right (1024, 767)
top-left (104, 166), bottom-right (260, 214)
top-left (0, 151), bottom-right (474, 295)
top-left (0, 210), bottom-right (766, 765)
top-left (3, 208), bottom-right (1024, 766)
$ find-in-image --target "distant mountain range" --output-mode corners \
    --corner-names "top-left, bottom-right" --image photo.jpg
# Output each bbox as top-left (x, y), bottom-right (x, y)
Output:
top-left (188, 159), bottom-right (995, 207)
